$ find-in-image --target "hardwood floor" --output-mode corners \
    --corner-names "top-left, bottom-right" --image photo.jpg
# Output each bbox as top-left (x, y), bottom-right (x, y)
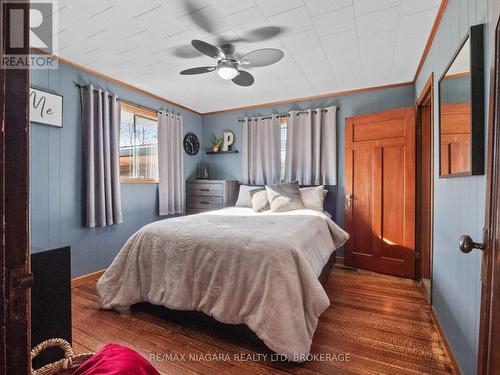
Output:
top-left (72, 265), bottom-right (456, 375)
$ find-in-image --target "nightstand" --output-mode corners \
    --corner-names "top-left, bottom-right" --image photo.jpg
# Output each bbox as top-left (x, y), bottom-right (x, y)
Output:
top-left (186, 180), bottom-right (239, 214)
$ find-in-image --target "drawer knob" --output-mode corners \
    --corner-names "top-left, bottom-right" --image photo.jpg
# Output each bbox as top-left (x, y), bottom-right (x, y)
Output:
top-left (199, 188), bottom-right (210, 192)
top-left (200, 201), bottom-right (210, 205)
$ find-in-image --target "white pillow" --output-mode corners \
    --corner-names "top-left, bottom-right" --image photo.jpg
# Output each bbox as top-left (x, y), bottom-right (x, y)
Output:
top-left (235, 185), bottom-right (262, 208)
top-left (299, 186), bottom-right (325, 212)
top-left (250, 189), bottom-right (270, 212)
top-left (265, 181), bottom-right (304, 212)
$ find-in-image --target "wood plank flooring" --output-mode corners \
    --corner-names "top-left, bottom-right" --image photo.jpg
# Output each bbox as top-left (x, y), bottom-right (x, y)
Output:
top-left (72, 265), bottom-right (456, 375)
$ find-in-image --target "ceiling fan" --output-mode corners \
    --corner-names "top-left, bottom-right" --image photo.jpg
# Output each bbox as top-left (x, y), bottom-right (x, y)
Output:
top-left (180, 40), bottom-right (284, 87)
top-left (177, 0), bottom-right (286, 87)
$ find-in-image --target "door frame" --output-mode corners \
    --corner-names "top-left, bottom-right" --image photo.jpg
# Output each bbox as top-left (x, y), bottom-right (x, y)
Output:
top-left (415, 73), bottom-right (435, 300)
top-left (1, 1), bottom-right (31, 373)
top-left (477, 7), bottom-right (500, 374)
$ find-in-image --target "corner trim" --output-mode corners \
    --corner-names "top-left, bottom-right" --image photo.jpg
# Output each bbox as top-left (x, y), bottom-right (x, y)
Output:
top-left (430, 306), bottom-right (462, 375)
top-left (413, 0), bottom-right (449, 82)
top-left (71, 269), bottom-right (106, 288)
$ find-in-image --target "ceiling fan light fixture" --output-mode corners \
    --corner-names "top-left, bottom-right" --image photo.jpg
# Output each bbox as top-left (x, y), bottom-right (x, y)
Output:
top-left (218, 60), bottom-right (239, 80)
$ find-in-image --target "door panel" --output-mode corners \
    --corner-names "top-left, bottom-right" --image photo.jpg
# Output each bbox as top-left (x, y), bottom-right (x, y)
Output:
top-left (345, 107), bottom-right (416, 278)
top-left (382, 145), bottom-right (405, 260)
top-left (352, 149), bottom-right (373, 256)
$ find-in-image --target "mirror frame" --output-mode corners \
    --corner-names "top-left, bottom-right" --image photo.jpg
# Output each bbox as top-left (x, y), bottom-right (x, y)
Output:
top-left (438, 23), bottom-right (485, 178)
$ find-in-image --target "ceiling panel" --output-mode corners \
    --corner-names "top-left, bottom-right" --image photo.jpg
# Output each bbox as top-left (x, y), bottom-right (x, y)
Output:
top-left (253, 0), bottom-right (303, 17)
top-left (353, 0), bottom-right (400, 16)
top-left (304, 0), bottom-right (352, 17)
top-left (268, 7), bottom-right (314, 36)
top-left (356, 6), bottom-right (400, 36)
top-left (313, 6), bottom-right (355, 37)
top-left (53, 0), bottom-right (441, 112)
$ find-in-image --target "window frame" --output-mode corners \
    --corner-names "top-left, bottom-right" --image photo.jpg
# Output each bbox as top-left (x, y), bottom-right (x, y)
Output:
top-left (119, 103), bottom-right (159, 184)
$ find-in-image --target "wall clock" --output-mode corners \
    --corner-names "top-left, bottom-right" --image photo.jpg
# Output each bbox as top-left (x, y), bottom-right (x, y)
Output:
top-left (183, 132), bottom-right (200, 155)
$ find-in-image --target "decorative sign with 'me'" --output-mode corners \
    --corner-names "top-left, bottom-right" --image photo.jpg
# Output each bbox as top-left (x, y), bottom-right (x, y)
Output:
top-left (30, 88), bottom-right (63, 128)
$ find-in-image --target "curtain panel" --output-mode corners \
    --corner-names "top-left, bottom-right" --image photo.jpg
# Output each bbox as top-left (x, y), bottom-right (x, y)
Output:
top-left (285, 106), bottom-right (337, 185)
top-left (241, 116), bottom-right (281, 185)
top-left (158, 112), bottom-right (185, 215)
top-left (82, 85), bottom-right (123, 228)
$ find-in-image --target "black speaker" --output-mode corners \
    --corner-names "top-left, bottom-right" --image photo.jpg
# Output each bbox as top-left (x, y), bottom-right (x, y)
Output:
top-left (31, 246), bottom-right (72, 369)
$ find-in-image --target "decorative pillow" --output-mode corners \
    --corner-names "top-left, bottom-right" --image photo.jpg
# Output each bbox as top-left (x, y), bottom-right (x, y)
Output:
top-left (265, 181), bottom-right (305, 212)
top-left (250, 188), bottom-right (270, 212)
top-left (300, 185), bottom-right (325, 211)
top-left (235, 185), bottom-right (262, 208)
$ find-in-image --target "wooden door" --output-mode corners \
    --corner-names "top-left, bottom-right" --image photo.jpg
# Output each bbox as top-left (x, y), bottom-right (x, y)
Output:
top-left (345, 107), bottom-right (416, 278)
top-left (1, 1), bottom-right (32, 373)
top-left (440, 103), bottom-right (472, 175)
top-left (477, 6), bottom-right (500, 374)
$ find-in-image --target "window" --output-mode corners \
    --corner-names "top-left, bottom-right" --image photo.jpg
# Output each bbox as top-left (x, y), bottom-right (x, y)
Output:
top-left (280, 117), bottom-right (288, 182)
top-left (120, 103), bottom-right (158, 183)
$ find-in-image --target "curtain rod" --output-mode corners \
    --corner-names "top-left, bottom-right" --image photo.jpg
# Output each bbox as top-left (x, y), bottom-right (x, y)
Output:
top-left (237, 108), bottom-right (337, 122)
top-left (75, 82), bottom-right (167, 116)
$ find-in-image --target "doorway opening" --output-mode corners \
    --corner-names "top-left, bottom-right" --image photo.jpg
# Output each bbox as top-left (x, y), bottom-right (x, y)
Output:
top-left (416, 74), bottom-right (435, 302)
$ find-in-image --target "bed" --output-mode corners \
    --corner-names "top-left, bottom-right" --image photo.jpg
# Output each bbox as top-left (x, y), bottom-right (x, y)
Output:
top-left (97, 190), bottom-right (349, 362)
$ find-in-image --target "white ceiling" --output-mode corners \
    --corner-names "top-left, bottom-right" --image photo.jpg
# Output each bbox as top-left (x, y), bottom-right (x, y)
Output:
top-left (53, 0), bottom-right (441, 113)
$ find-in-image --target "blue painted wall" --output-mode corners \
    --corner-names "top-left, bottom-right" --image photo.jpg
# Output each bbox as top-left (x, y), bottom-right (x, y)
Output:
top-left (202, 85), bottom-right (416, 228)
top-left (30, 60), bottom-right (203, 278)
top-left (415, 0), bottom-right (491, 373)
top-left (441, 76), bottom-right (471, 103)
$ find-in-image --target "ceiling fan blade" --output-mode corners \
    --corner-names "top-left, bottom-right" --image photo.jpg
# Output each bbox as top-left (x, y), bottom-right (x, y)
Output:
top-left (172, 45), bottom-right (203, 58)
top-left (242, 26), bottom-right (287, 42)
top-left (184, 0), bottom-right (219, 34)
top-left (240, 48), bottom-right (284, 67)
top-left (232, 70), bottom-right (254, 87)
top-left (191, 39), bottom-right (225, 60)
top-left (180, 66), bottom-right (217, 75)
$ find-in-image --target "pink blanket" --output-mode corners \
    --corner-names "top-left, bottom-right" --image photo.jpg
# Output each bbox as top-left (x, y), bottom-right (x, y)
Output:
top-left (72, 344), bottom-right (159, 375)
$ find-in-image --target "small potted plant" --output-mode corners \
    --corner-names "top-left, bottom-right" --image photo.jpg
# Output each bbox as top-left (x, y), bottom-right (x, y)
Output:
top-left (210, 134), bottom-right (223, 152)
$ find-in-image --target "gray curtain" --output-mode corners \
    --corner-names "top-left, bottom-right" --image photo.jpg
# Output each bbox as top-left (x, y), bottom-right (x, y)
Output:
top-left (242, 116), bottom-right (281, 185)
top-left (82, 85), bottom-right (123, 228)
top-left (285, 106), bottom-right (337, 185)
top-left (158, 112), bottom-right (184, 215)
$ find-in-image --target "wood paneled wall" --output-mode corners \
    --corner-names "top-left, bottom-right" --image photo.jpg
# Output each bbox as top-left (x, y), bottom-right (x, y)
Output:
top-left (201, 85), bottom-right (416, 229)
top-left (414, 0), bottom-right (491, 373)
top-left (30, 60), bottom-right (203, 278)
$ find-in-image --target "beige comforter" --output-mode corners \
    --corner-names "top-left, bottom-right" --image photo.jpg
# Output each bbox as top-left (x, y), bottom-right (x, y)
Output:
top-left (97, 207), bottom-right (349, 361)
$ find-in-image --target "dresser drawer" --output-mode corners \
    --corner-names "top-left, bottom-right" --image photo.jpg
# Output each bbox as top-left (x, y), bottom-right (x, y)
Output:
top-left (188, 183), bottom-right (223, 197)
top-left (188, 196), bottom-right (223, 210)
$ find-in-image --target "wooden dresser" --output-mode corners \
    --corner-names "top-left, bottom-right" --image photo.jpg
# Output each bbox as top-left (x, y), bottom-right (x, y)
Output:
top-left (187, 180), bottom-right (239, 214)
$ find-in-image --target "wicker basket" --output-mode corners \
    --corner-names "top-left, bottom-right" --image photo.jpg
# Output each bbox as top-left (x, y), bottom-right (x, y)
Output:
top-left (31, 338), bottom-right (94, 375)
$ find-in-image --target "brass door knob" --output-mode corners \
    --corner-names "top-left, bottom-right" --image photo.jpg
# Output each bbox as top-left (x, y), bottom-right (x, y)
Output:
top-left (459, 235), bottom-right (485, 253)
top-left (345, 194), bottom-right (353, 207)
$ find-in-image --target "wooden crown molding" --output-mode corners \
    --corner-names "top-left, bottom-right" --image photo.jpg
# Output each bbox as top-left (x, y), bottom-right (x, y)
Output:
top-left (202, 82), bottom-right (415, 116)
top-left (31, 48), bottom-right (203, 116)
top-left (31, 49), bottom-right (417, 116)
top-left (413, 0), bottom-right (449, 83)
top-left (35, 1), bottom-right (450, 122)
top-left (32, 0), bottom-right (450, 117)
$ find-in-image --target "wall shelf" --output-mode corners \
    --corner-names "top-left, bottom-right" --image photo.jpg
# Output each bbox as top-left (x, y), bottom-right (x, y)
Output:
top-left (206, 150), bottom-right (239, 155)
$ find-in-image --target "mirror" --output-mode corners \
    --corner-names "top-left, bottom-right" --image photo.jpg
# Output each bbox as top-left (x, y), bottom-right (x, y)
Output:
top-left (439, 24), bottom-right (484, 177)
